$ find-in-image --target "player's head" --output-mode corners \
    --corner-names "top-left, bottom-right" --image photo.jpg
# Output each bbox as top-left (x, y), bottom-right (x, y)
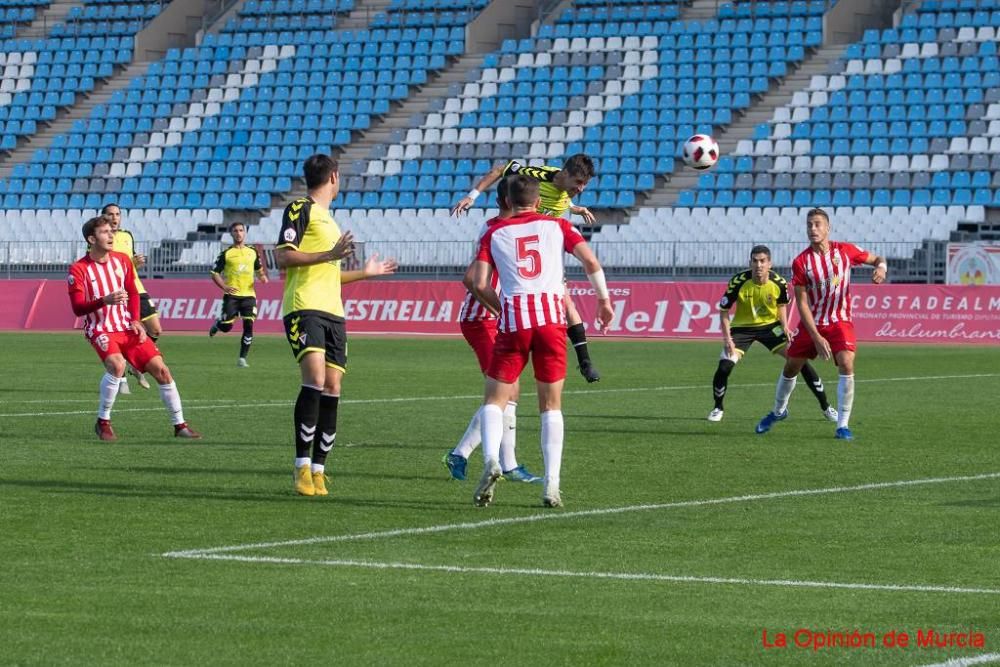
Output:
top-left (506, 173), bottom-right (541, 211)
top-left (555, 154), bottom-right (596, 198)
top-left (229, 221), bottom-right (246, 244)
top-left (806, 208), bottom-right (830, 245)
top-left (100, 202), bottom-right (122, 231)
top-left (749, 244), bottom-right (772, 281)
top-left (83, 214), bottom-right (114, 250)
top-left (496, 176), bottom-right (513, 216)
top-left (303, 154), bottom-right (339, 198)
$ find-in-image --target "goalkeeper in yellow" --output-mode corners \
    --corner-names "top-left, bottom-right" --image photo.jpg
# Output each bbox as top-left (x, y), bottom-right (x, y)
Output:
top-left (451, 154), bottom-right (602, 382)
top-left (208, 222), bottom-right (269, 367)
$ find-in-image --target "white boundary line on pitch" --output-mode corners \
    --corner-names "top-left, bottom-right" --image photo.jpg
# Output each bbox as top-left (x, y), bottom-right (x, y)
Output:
top-left (3, 372), bottom-right (997, 417)
top-left (168, 554), bottom-right (1000, 596)
top-left (915, 654), bottom-right (1000, 667)
top-left (162, 472), bottom-right (1000, 596)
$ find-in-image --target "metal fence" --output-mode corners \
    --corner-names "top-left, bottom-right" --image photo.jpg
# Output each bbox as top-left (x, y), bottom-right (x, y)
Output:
top-left (0, 240), bottom-right (933, 281)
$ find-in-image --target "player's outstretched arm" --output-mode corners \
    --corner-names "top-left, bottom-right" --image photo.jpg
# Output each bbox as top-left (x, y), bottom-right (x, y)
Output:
top-left (451, 162), bottom-right (507, 216)
top-left (573, 242), bottom-right (614, 332)
top-left (342, 253), bottom-right (398, 284)
top-left (569, 204), bottom-right (597, 226)
top-left (275, 231), bottom-right (355, 269)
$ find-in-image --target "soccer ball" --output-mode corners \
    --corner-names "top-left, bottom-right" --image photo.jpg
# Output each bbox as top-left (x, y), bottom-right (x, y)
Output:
top-left (682, 134), bottom-right (720, 171)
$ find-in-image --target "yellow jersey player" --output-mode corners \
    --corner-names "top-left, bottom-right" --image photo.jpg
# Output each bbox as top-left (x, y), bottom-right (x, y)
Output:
top-left (451, 154), bottom-right (603, 383)
top-left (709, 245), bottom-right (837, 423)
top-left (274, 154), bottom-right (398, 497)
top-left (208, 222), bottom-right (269, 367)
top-left (100, 203), bottom-right (157, 392)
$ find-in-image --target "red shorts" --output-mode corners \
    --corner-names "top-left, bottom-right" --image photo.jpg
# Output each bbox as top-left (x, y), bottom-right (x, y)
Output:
top-left (787, 321), bottom-right (857, 359)
top-left (488, 324), bottom-right (567, 384)
top-left (460, 319), bottom-right (498, 373)
top-left (87, 330), bottom-right (161, 372)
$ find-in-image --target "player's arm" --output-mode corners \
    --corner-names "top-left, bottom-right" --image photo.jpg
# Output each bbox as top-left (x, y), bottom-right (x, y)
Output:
top-left (253, 250), bottom-right (269, 283)
top-left (470, 259), bottom-right (501, 315)
top-left (795, 285), bottom-right (830, 360)
top-left (68, 265), bottom-right (111, 315)
top-left (463, 260), bottom-right (500, 315)
top-left (571, 241), bottom-right (614, 333)
top-left (210, 251), bottom-right (238, 294)
top-left (120, 258), bottom-right (146, 341)
top-left (569, 202), bottom-right (596, 226)
top-left (773, 272), bottom-right (792, 338)
top-left (861, 252), bottom-right (888, 284)
top-left (275, 231), bottom-right (355, 269)
top-left (450, 161), bottom-right (509, 216)
top-left (718, 302), bottom-right (736, 357)
top-left (342, 253), bottom-right (398, 285)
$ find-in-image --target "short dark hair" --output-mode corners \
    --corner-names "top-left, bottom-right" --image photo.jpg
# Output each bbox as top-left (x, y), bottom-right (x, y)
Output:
top-left (82, 214), bottom-right (111, 241)
top-left (100, 202), bottom-right (120, 215)
top-left (303, 154), bottom-right (338, 189)
top-left (750, 244), bottom-right (771, 260)
top-left (228, 221), bottom-right (246, 232)
top-left (561, 154), bottom-right (596, 179)
top-left (506, 173), bottom-right (540, 208)
top-left (496, 176), bottom-right (511, 209)
top-left (806, 207), bottom-right (829, 222)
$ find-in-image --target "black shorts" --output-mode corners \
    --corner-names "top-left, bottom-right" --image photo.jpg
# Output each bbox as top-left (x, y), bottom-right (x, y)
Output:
top-left (725, 324), bottom-right (788, 360)
top-left (283, 310), bottom-right (347, 370)
top-left (219, 295), bottom-right (257, 323)
top-left (139, 293), bottom-right (158, 321)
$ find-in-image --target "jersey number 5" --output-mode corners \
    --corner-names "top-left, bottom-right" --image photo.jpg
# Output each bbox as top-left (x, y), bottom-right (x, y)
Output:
top-left (516, 235), bottom-right (542, 279)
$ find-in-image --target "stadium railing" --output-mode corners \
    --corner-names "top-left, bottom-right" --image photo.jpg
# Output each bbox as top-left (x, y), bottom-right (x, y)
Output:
top-left (0, 240), bottom-right (930, 280)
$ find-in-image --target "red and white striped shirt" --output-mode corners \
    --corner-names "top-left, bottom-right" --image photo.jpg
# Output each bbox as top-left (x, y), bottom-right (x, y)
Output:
top-left (791, 241), bottom-right (869, 325)
top-left (459, 218), bottom-right (501, 323)
top-left (475, 211), bottom-right (584, 333)
top-left (67, 251), bottom-right (140, 338)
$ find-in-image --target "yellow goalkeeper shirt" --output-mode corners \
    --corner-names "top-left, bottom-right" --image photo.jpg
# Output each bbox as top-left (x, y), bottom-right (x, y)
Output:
top-left (719, 270), bottom-right (790, 328)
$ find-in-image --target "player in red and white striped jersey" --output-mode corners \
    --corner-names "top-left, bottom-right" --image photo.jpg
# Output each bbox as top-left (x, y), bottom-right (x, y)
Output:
top-left (468, 174), bottom-right (614, 508)
top-left (444, 178), bottom-right (541, 485)
top-left (68, 215), bottom-right (200, 441)
top-left (755, 208), bottom-right (887, 441)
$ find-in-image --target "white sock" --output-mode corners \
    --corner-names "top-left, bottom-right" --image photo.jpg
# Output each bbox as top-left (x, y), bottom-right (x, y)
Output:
top-left (158, 381), bottom-right (185, 425)
top-left (837, 374), bottom-right (855, 429)
top-left (98, 373), bottom-right (121, 419)
top-left (540, 410), bottom-right (564, 490)
top-left (117, 375), bottom-right (130, 395)
top-left (499, 401), bottom-right (518, 472)
top-left (452, 407), bottom-right (481, 459)
top-left (311, 463), bottom-right (324, 474)
top-left (295, 457), bottom-right (310, 468)
top-left (479, 403), bottom-right (503, 465)
top-left (774, 374), bottom-right (797, 414)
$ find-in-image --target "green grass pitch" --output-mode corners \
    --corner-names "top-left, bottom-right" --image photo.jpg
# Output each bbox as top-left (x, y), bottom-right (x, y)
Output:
top-left (1, 331), bottom-right (998, 666)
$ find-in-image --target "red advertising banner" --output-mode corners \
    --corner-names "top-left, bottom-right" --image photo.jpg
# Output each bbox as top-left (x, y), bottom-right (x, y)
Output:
top-left (2, 279), bottom-right (999, 344)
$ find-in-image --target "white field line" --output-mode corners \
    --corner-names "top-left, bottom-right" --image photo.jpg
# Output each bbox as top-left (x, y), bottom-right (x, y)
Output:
top-left (171, 554), bottom-right (1000, 596)
top-left (915, 654), bottom-right (1000, 667)
top-left (163, 471), bottom-right (1000, 558)
top-left (2, 373), bottom-right (997, 417)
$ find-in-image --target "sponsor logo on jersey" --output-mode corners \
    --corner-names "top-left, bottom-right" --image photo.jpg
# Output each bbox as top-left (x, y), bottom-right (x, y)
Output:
top-left (283, 228), bottom-right (296, 242)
